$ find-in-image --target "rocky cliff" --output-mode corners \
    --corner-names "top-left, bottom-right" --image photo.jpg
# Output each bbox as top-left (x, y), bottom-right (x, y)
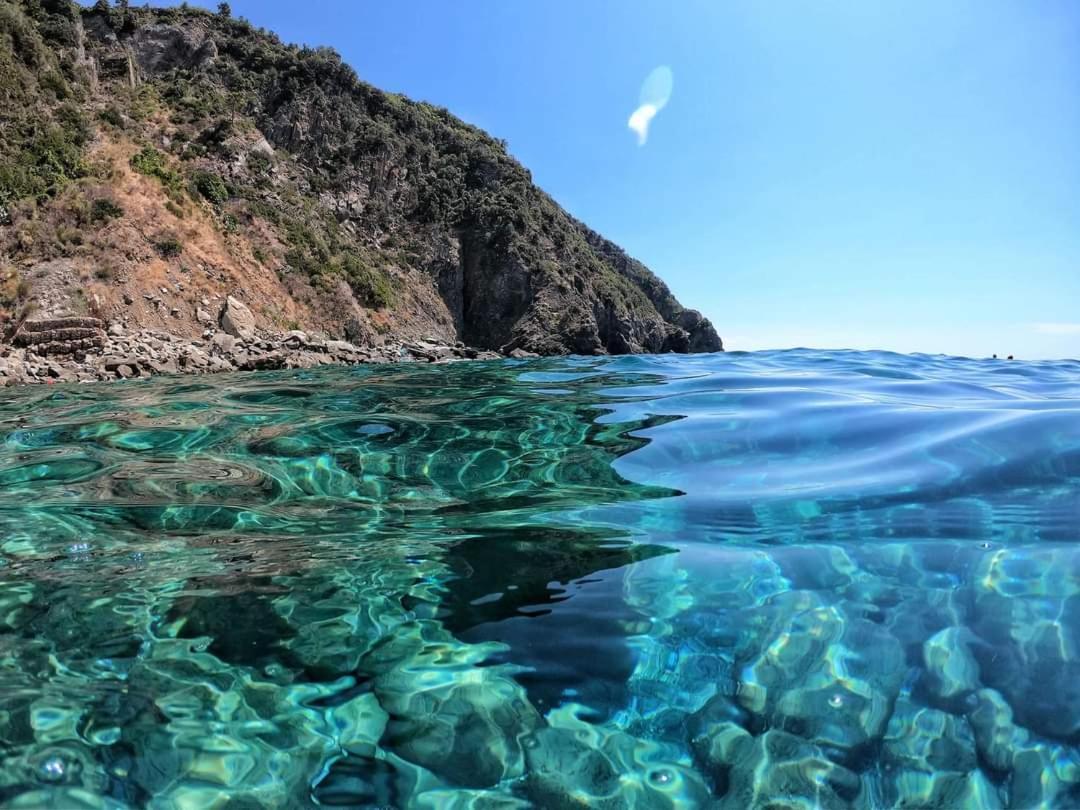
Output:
top-left (0, 0), bottom-right (722, 356)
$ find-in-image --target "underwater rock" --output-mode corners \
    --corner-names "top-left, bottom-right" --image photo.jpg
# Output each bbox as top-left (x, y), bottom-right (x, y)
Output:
top-left (687, 694), bottom-right (753, 791)
top-left (771, 545), bottom-right (861, 592)
top-left (524, 704), bottom-right (713, 809)
top-left (168, 589), bottom-right (296, 670)
top-left (1008, 743), bottom-right (1080, 809)
top-left (966, 689), bottom-right (1080, 807)
top-left (273, 566), bottom-right (422, 679)
top-left (860, 767), bottom-right (1003, 810)
top-left (861, 692), bottom-right (1001, 808)
top-left (967, 688), bottom-right (1030, 773)
top-left (922, 626), bottom-right (981, 702)
top-left (970, 548), bottom-right (1080, 739)
top-left (365, 622), bottom-right (542, 788)
top-left (690, 721), bottom-right (753, 796)
top-left (737, 593), bottom-right (905, 754)
top-left (718, 729), bottom-right (860, 809)
top-left (522, 726), bottom-right (622, 809)
top-left (310, 753), bottom-right (402, 809)
top-left (883, 694), bottom-right (978, 773)
top-left (0, 787), bottom-right (130, 809)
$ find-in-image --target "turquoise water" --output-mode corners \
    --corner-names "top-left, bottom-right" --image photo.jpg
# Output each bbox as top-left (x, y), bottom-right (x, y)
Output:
top-left (0, 349), bottom-right (1078, 808)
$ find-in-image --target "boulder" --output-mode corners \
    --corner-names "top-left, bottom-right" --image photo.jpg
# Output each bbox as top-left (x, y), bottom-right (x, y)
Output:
top-left (219, 297), bottom-right (256, 340)
top-left (281, 330), bottom-right (309, 350)
top-left (209, 332), bottom-right (236, 355)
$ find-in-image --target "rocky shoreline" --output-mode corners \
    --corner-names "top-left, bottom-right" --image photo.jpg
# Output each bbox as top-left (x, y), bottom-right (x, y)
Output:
top-left (0, 304), bottom-right (518, 387)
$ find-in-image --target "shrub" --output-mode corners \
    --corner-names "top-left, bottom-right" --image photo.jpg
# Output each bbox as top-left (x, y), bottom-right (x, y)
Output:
top-left (39, 69), bottom-right (68, 99)
top-left (340, 254), bottom-right (394, 309)
top-left (0, 122), bottom-right (86, 205)
top-left (154, 233), bottom-right (182, 257)
top-left (246, 149), bottom-right (272, 176)
top-left (0, 268), bottom-right (29, 310)
top-left (130, 146), bottom-right (183, 193)
top-left (191, 169), bottom-right (228, 203)
top-left (90, 197), bottom-right (123, 223)
top-left (99, 106), bottom-right (125, 129)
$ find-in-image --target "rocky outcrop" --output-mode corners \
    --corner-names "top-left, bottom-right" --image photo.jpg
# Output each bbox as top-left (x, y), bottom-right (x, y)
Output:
top-left (0, 323), bottom-right (502, 386)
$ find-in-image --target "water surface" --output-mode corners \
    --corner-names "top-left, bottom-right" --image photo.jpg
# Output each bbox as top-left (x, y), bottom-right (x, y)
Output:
top-left (0, 349), bottom-right (1078, 808)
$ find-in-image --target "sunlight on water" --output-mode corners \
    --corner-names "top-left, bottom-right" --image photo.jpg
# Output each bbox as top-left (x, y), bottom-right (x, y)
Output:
top-left (0, 349), bottom-right (1077, 807)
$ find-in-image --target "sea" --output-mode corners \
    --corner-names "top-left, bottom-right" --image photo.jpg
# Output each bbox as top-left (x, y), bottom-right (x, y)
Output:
top-left (0, 349), bottom-right (1077, 808)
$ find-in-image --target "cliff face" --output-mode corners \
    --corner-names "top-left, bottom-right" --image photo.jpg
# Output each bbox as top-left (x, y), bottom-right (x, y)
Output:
top-left (0, 0), bottom-right (722, 355)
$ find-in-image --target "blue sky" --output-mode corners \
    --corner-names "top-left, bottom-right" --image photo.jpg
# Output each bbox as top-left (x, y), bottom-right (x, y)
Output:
top-left (220, 0), bottom-right (1079, 358)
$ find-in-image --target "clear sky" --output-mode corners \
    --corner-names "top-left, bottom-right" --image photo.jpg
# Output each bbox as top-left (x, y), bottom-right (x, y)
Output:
top-left (220, 0), bottom-right (1079, 359)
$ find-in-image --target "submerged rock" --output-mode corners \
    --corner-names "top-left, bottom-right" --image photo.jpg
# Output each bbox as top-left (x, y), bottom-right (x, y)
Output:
top-left (970, 547), bottom-right (1080, 739)
top-left (523, 704), bottom-right (713, 809)
top-left (718, 729), bottom-right (860, 809)
top-left (922, 626), bottom-right (981, 702)
top-left (737, 593), bottom-right (905, 754)
top-left (883, 695), bottom-right (978, 774)
top-left (364, 623), bottom-right (542, 788)
top-left (862, 693), bottom-right (1002, 808)
top-left (967, 688), bottom-right (1030, 773)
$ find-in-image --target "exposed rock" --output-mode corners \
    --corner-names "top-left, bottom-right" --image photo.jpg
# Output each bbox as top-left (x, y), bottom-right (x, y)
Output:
top-left (1, 0), bottom-right (725, 382)
top-left (219, 296), bottom-right (256, 340)
top-left (281, 330), bottom-right (309, 348)
top-left (129, 23), bottom-right (217, 77)
top-left (210, 332), bottom-right (236, 354)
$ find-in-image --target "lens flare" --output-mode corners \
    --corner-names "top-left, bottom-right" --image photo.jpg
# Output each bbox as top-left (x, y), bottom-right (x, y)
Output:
top-left (628, 66), bottom-right (673, 145)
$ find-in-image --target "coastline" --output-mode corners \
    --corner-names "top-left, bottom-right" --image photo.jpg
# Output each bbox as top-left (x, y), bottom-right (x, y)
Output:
top-left (0, 318), bottom-right (517, 387)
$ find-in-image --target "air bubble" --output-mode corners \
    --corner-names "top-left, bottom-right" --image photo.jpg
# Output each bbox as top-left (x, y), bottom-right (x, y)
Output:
top-left (828, 694), bottom-right (844, 709)
top-left (37, 756), bottom-right (67, 783)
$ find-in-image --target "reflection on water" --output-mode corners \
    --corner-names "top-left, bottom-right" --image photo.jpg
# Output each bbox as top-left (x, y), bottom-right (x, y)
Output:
top-left (0, 349), bottom-right (1077, 807)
